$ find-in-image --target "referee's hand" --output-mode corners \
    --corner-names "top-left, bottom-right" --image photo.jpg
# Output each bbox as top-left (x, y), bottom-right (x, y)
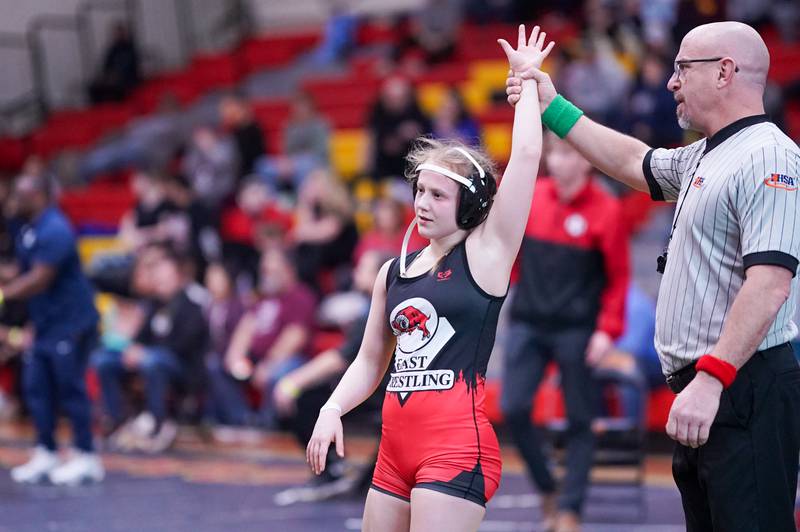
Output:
top-left (666, 372), bottom-right (723, 448)
top-left (506, 67), bottom-right (557, 110)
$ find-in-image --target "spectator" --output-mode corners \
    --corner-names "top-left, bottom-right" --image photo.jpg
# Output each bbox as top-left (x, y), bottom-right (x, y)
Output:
top-left (365, 77), bottom-right (431, 181)
top-left (560, 35), bottom-right (632, 130)
top-left (219, 179), bottom-right (293, 291)
top-left (211, 247), bottom-right (317, 428)
top-left (501, 132), bottom-right (630, 531)
top-left (353, 193), bottom-right (424, 264)
top-left (219, 94), bottom-right (266, 181)
top-left (627, 52), bottom-right (683, 147)
top-left (310, 0), bottom-right (359, 65)
top-left (159, 173), bottom-right (222, 280)
top-left (88, 22), bottom-right (141, 103)
top-left (92, 247), bottom-right (208, 453)
top-left (117, 171), bottom-right (180, 252)
top-left (464, 0), bottom-right (517, 24)
top-left (431, 88), bottom-right (481, 146)
top-left (0, 179), bottom-right (29, 420)
top-left (181, 125), bottom-right (239, 212)
top-left (255, 93), bottom-right (330, 196)
top-left (272, 250), bottom-right (389, 505)
top-left (291, 170), bottom-right (358, 294)
top-left (392, 0), bottom-right (463, 68)
top-left (89, 171), bottom-right (180, 296)
top-left (94, 295), bottom-right (144, 431)
top-left (596, 283), bottom-right (661, 422)
top-left (203, 261), bottom-right (246, 426)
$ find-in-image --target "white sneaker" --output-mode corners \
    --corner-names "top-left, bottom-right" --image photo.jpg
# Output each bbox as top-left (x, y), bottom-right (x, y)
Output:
top-left (10, 446), bottom-right (60, 484)
top-left (138, 419), bottom-right (177, 454)
top-left (48, 450), bottom-right (105, 486)
top-left (273, 475), bottom-right (356, 506)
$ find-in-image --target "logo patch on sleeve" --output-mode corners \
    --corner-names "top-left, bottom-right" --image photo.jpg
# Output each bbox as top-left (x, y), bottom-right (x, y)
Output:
top-left (764, 173), bottom-right (797, 191)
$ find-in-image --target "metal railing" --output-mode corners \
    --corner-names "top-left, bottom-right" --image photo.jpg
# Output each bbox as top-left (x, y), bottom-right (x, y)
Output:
top-left (0, 32), bottom-right (38, 133)
top-left (0, 0), bottom-right (248, 131)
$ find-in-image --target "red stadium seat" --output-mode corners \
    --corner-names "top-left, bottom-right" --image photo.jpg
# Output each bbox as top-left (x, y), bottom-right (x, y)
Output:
top-left (60, 182), bottom-right (134, 227)
top-left (0, 137), bottom-right (28, 172)
top-left (188, 53), bottom-right (243, 91)
top-left (478, 104), bottom-right (515, 125)
top-left (238, 31), bottom-right (321, 73)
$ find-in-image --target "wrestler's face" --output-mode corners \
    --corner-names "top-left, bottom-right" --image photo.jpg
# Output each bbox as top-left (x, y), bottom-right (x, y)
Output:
top-left (414, 169), bottom-right (460, 239)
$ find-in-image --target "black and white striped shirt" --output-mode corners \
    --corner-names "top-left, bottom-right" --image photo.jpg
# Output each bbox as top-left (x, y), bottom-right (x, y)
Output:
top-left (643, 115), bottom-right (800, 374)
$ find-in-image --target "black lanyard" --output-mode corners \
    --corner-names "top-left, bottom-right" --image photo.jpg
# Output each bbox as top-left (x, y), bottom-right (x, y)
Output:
top-left (657, 156), bottom-right (704, 274)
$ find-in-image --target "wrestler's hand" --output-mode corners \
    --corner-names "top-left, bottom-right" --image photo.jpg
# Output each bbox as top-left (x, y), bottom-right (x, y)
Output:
top-left (506, 67), bottom-right (557, 109)
top-left (498, 24), bottom-right (555, 74)
top-left (306, 409), bottom-right (344, 475)
top-left (666, 372), bottom-right (722, 448)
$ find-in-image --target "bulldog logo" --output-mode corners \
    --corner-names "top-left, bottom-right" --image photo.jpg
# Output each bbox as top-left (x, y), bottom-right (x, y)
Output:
top-left (391, 305), bottom-right (431, 339)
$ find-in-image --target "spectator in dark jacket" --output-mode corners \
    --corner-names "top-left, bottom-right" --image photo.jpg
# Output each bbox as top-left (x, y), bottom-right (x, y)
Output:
top-left (366, 77), bottom-right (431, 181)
top-left (92, 247), bottom-right (209, 453)
top-left (88, 22), bottom-right (141, 103)
top-left (220, 94), bottom-right (266, 181)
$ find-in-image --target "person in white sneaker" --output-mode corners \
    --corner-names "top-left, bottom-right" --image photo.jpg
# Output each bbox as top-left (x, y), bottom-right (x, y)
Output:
top-left (48, 448), bottom-right (105, 486)
top-left (10, 445), bottom-right (60, 484)
top-left (3, 173), bottom-right (104, 484)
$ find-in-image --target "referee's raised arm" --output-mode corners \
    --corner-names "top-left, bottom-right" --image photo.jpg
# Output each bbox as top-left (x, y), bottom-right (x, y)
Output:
top-left (505, 67), bottom-right (651, 194)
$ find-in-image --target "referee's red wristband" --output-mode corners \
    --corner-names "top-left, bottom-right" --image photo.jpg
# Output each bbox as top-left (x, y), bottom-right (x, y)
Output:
top-left (695, 355), bottom-right (737, 389)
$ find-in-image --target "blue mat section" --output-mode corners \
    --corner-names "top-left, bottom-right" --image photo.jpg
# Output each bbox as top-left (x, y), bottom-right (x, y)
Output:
top-left (0, 453), bottom-right (688, 532)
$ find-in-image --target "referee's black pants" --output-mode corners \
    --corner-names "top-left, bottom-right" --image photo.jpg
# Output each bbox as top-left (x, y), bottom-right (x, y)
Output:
top-left (670, 343), bottom-right (800, 532)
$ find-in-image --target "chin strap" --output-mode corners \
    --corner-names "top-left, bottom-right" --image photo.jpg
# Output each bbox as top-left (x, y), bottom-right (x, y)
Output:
top-left (399, 216), bottom-right (418, 277)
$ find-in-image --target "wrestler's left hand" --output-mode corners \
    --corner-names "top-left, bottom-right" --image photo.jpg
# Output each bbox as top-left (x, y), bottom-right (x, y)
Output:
top-left (498, 24), bottom-right (555, 74)
top-left (666, 371), bottom-right (722, 448)
top-left (306, 410), bottom-right (345, 475)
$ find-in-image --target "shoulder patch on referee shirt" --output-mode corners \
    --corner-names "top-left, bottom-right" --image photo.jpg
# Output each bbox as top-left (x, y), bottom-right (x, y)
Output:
top-left (763, 173), bottom-right (797, 191)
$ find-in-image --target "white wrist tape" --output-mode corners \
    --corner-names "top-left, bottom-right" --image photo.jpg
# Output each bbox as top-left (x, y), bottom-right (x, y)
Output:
top-left (320, 402), bottom-right (342, 415)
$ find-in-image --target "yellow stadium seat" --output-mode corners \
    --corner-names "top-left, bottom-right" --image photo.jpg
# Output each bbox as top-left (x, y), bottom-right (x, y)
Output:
top-left (330, 129), bottom-right (368, 180)
top-left (469, 60), bottom-right (510, 92)
top-left (78, 236), bottom-right (125, 266)
top-left (354, 208), bottom-right (374, 234)
top-left (482, 124), bottom-right (512, 162)
top-left (460, 81), bottom-right (490, 115)
top-left (418, 83), bottom-right (448, 115)
top-left (95, 293), bottom-right (113, 316)
top-left (353, 178), bottom-right (377, 203)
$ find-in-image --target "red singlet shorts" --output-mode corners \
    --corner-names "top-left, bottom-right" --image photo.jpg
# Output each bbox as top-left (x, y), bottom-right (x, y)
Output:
top-left (371, 379), bottom-right (502, 506)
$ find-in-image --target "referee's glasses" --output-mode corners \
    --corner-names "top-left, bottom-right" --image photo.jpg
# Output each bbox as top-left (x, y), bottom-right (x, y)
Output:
top-left (673, 57), bottom-right (739, 81)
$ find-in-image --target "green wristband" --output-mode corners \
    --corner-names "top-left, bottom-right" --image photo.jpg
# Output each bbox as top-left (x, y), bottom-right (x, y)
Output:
top-left (541, 94), bottom-right (584, 139)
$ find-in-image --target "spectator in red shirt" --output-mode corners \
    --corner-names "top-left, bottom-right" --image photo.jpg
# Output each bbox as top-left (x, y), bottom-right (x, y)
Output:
top-left (208, 247), bottom-right (317, 427)
top-left (220, 179), bottom-right (293, 292)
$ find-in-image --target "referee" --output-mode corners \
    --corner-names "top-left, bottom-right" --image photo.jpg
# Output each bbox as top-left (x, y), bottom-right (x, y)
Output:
top-left (507, 21), bottom-right (800, 531)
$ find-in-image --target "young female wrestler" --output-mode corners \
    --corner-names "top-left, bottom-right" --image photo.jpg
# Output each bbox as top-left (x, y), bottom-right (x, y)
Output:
top-left (307, 25), bottom-right (553, 532)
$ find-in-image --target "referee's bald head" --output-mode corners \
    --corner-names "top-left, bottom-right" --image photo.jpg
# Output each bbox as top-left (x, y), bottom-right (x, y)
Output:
top-left (670, 21), bottom-right (769, 135)
top-left (682, 22), bottom-right (769, 90)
